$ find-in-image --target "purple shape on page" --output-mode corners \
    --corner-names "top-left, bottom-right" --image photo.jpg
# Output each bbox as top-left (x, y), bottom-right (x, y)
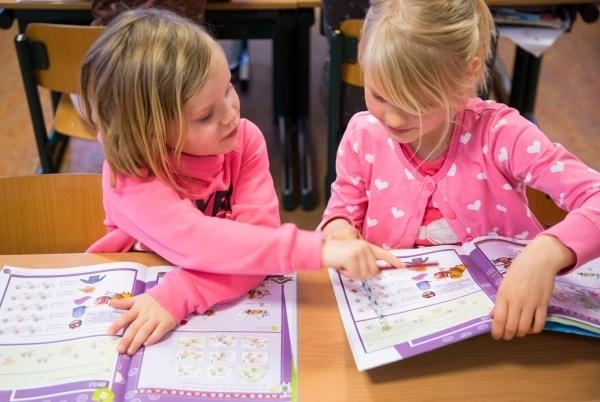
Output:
top-left (394, 318), bottom-right (491, 358)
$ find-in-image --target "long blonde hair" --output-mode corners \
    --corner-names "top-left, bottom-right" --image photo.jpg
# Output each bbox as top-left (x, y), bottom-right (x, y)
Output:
top-left (359, 0), bottom-right (495, 118)
top-left (80, 7), bottom-right (217, 194)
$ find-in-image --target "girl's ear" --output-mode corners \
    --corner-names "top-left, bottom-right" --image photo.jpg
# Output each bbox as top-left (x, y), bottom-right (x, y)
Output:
top-left (467, 57), bottom-right (482, 78)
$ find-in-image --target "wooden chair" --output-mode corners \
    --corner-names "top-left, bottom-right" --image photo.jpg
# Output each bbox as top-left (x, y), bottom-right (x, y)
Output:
top-left (325, 18), bottom-right (363, 199)
top-left (0, 173), bottom-right (106, 254)
top-left (526, 187), bottom-right (567, 229)
top-left (325, 19), bottom-right (567, 228)
top-left (14, 23), bottom-right (105, 174)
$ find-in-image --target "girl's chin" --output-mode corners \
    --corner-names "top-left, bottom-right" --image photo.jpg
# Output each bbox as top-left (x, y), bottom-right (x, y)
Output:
top-left (387, 131), bottom-right (417, 144)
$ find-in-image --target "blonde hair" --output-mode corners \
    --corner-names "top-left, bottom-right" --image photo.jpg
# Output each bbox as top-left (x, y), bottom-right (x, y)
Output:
top-left (359, 0), bottom-right (495, 116)
top-left (80, 7), bottom-right (218, 194)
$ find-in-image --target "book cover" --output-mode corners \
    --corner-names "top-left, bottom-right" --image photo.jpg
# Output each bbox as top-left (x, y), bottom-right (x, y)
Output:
top-left (328, 236), bottom-right (600, 371)
top-left (0, 262), bottom-right (297, 401)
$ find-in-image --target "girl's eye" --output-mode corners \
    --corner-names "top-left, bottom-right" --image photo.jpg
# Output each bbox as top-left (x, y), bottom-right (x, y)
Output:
top-left (199, 111), bottom-right (212, 122)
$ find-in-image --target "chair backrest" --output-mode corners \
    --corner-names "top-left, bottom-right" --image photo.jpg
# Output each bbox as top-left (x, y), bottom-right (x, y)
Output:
top-left (0, 173), bottom-right (106, 254)
top-left (14, 23), bottom-right (105, 173)
top-left (19, 23), bottom-right (105, 95)
top-left (326, 19), bottom-right (364, 198)
top-left (526, 187), bottom-right (567, 229)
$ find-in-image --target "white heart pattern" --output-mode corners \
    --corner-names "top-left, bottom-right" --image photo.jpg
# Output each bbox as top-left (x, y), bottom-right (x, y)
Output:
top-left (447, 163), bottom-right (457, 177)
top-left (374, 178), bottom-right (389, 190)
top-left (404, 168), bottom-right (415, 180)
top-left (476, 172), bottom-right (487, 180)
top-left (460, 133), bottom-right (472, 144)
top-left (346, 205), bottom-right (358, 213)
top-left (365, 153), bottom-right (375, 163)
top-left (387, 137), bottom-right (395, 150)
top-left (498, 147), bottom-right (508, 162)
top-left (550, 161), bottom-right (565, 173)
top-left (496, 204), bottom-right (507, 213)
top-left (366, 217), bottom-right (378, 227)
top-left (527, 140), bottom-right (541, 154)
top-left (391, 207), bottom-right (405, 218)
top-left (492, 118), bottom-right (507, 130)
top-left (468, 200), bottom-right (482, 211)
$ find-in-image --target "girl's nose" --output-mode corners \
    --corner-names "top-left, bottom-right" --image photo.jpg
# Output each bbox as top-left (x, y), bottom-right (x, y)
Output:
top-left (220, 101), bottom-right (238, 127)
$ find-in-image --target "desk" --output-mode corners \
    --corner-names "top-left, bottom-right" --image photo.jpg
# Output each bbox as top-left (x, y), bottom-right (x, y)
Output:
top-left (0, 0), bottom-right (321, 211)
top-left (1, 253), bottom-right (599, 401)
top-left (485, 1), bottom-right (599, 122)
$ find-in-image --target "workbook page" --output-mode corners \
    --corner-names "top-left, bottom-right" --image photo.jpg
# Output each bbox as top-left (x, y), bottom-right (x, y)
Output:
top-left (0, 262), bottom-right (150, 402)
top-left (329, 246), bottom-right (495, 371)
top-left (468, 236), bottom-right (600, 335)
top-left (125, 274), bottom-right (297, 402)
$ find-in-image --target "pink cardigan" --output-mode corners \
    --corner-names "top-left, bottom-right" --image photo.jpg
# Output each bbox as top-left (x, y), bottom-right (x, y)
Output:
top-left (88, 119), bottom-right (323, 321)
top-left (321, 98), bottom-right (600, 268)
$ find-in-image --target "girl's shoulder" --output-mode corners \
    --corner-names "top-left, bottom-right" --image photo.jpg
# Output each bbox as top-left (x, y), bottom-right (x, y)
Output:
top-left (236, 118), bottom-right (267, 149)
top-left (345, 111), bottom-right (387, 139)
top-left (459, 98), bottom-right (531, 134)
top-left (461, 98), bottom-right (513, 120)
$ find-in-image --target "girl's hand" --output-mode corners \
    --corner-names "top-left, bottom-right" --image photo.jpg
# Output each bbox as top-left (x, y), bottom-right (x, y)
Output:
top-left (321, 218), bottom-right (359, 241)
top-left (108, 293), bottom-right (178, 355)
top-left (325, 226), bottom-right (362, 241)
top-left (490, 235), bottom-right (574, 340)
top-left (322, 238), bottom-right (404, 280)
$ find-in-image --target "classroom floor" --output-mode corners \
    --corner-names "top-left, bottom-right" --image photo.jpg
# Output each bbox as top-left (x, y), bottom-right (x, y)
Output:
top-left (1, 11), bottom-right (599, 230)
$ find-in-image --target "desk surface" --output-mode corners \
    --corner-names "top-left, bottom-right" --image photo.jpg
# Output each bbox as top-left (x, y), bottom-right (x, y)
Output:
top-left (1, 253), bottom-right (599, 401)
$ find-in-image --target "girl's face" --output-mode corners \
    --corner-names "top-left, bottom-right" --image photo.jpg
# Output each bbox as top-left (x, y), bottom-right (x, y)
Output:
top-left (168, 48), bottom-right (241, 156)
top-left (364, 81), bottom-right (450, 155)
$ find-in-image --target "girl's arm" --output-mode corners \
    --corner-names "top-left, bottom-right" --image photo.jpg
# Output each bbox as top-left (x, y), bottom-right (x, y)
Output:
top-left (486, 105), bottom-right (600, 339)
top-left (489, 105), bottom-right (600, 267)
top-left (320, 115), bottom-right (370, 233)
top-left (100, 122), bottom-right (324, 275)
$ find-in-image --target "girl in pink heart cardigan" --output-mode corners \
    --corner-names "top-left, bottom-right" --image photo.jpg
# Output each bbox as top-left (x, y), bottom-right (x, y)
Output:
top-left (320, 0), bottom-right (600, 341)
top-left (80, 8), bottom-right (402, 355)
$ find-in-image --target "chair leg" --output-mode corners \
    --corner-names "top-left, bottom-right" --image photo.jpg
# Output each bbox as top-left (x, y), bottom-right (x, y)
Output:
top-left (230, 39), bottom-right (250, 92)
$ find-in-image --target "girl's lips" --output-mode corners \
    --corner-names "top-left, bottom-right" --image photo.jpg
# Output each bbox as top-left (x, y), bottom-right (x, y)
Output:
top-left (386, 125), bottom-right (412, 136)
top-left (225, 126), bottom-right (238, 139)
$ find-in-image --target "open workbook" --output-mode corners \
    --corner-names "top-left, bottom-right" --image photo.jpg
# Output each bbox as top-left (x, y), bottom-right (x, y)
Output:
top-left (329, 235), bottom-right (600, 371)
top-left (0, 263), bottom-right (297, 402)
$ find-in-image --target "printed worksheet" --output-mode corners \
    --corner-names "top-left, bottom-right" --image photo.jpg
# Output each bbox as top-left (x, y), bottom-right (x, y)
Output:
top-left (0, 263), bottom-right (297, 402)
top-left (329, 236), bottom-right (600, 371)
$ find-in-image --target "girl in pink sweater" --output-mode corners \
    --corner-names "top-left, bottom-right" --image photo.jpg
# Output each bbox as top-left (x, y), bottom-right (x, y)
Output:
top-left (320, 0), bottom-right (600, 341)
top-left (79, 8), bottom-right (402, 355)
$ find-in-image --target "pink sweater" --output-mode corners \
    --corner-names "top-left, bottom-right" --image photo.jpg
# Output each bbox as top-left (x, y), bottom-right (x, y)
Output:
top-left (88, 119), bottom-right (323, 320)
top-left (321, 98), bottom-right (600, 267)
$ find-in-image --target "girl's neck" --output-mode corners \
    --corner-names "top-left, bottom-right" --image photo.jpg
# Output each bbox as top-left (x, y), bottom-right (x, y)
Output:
top-left (408, 121), bottom-right (454, 162)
